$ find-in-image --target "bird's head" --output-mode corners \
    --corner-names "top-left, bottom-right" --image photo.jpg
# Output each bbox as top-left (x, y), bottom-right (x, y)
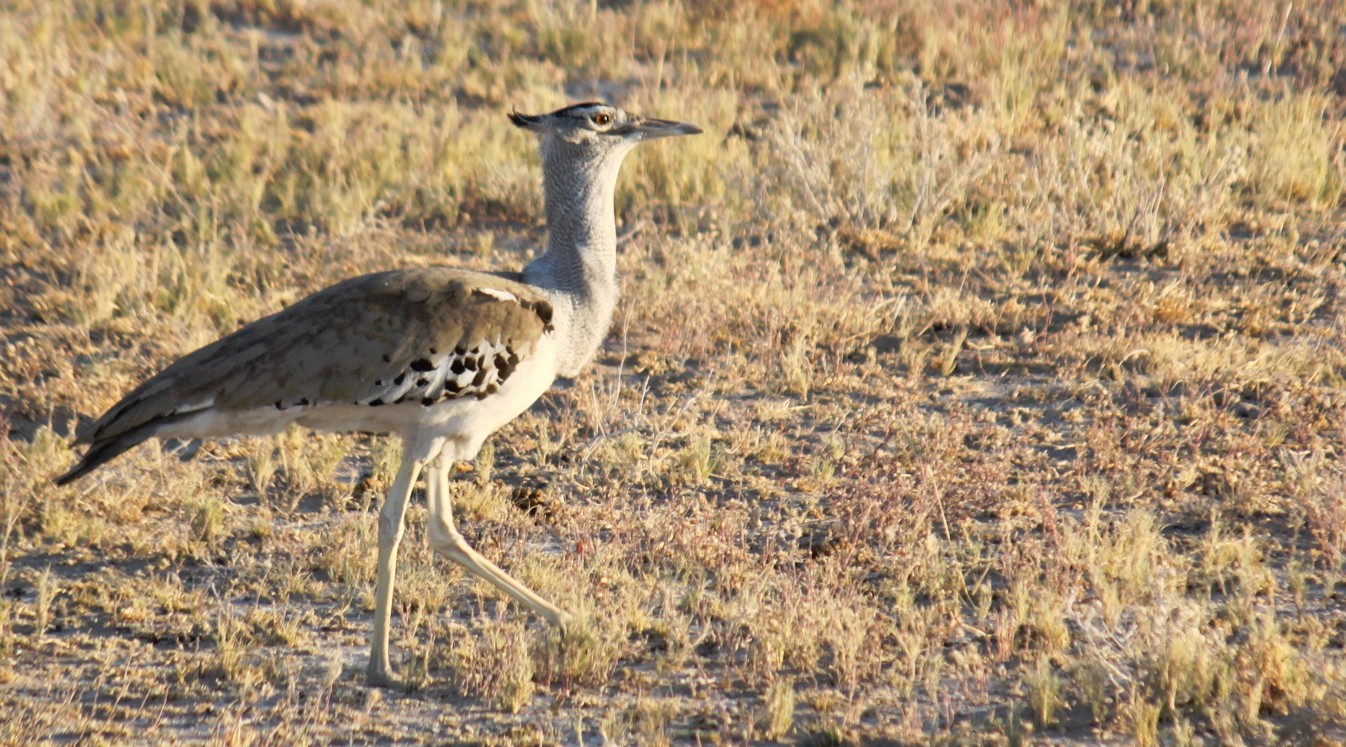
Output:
top-left (509, 102), bottom-right (701, 167)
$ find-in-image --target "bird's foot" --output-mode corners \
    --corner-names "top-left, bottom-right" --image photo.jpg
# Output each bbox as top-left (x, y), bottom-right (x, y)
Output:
top-left (558, 609), bottom-right (575, 630)
top-left (543, 606), bottom-right (575, 632)
top-left (365, 662), bottom-right (405, 689)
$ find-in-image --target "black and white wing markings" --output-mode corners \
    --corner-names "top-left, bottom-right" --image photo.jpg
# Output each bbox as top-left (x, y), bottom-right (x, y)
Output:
top-left (354, 286), bottom-right (545, 409)
top-left (358, 337), bottom-right (523, 407)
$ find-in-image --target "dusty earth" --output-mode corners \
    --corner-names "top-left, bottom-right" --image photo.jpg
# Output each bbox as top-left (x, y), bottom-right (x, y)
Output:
top-left (3, 0), bottom-right (1346, 744)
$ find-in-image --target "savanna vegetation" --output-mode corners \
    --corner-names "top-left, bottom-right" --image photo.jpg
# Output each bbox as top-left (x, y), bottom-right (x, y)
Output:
top-left (2, 0), bottom-right (1345, 743)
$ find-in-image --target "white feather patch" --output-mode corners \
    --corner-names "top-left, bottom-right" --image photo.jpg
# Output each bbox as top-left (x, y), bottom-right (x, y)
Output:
top-left (171, 397), bottom-right (216, 416)
top-left (475, 287), bottom-right (518, 303)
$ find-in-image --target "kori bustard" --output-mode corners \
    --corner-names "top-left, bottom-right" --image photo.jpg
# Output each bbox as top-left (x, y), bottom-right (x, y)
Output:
top-left (56, 102), bottom-right (702, 687)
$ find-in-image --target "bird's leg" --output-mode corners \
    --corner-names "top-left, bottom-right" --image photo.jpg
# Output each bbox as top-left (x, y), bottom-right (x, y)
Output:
top-left (366, 454), bottom-right (423, 688)
top-left (426, 455), bottom-right (571, 627)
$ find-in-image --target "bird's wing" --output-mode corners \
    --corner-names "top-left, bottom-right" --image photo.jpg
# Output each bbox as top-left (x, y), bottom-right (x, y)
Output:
top-left (59, 268), bottom-right (553, 482)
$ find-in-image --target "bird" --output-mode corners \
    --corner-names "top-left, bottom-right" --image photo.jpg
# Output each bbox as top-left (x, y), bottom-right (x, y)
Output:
top-left (55, 102), bottom-right (702, 687)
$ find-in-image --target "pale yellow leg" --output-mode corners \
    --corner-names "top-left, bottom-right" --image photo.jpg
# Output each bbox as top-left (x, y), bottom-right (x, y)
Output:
top-left (365, 454), bottom-right (422, 687)
top-left (425, 455), bottom-right (571, 627)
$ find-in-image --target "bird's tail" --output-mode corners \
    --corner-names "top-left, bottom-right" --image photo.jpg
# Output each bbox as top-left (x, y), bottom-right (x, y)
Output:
top-left (54, 413), bottom-right (192, 486)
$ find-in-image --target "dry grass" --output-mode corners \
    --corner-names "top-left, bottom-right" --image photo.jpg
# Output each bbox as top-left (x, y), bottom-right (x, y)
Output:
top-left (4, 0), bottom-right (1346, 744)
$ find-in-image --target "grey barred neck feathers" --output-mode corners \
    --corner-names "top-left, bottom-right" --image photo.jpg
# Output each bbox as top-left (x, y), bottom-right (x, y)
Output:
top-left (513, 102), bottom-right (702, 376)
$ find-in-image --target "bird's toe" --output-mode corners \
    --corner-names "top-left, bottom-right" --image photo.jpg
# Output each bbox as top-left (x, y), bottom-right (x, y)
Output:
top-left (365, 664), bottom-right (404, 690)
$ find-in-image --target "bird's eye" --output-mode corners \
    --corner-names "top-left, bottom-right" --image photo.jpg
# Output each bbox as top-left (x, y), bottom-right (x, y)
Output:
top-left (592, 113), bottom-right (611, 126)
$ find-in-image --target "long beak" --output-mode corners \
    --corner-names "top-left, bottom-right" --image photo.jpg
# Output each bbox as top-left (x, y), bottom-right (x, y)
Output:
top-left (629, 116), bottom-right (703, 140)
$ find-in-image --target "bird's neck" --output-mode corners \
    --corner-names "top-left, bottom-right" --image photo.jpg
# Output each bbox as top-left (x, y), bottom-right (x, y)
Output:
top-left (523, 151), bottom-right (625, 377)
